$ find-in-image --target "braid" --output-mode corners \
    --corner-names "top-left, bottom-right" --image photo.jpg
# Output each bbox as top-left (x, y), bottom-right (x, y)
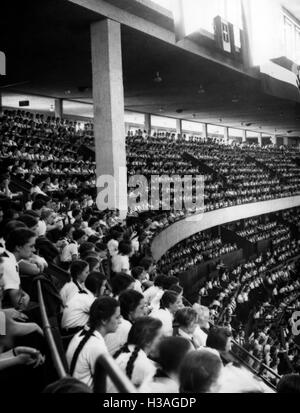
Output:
top-left (70, 329), bottom-right (94, 376)
top-left (113, 343), bottom-right (130, 359)
top-left (125, 345), bottom-right (140, 380)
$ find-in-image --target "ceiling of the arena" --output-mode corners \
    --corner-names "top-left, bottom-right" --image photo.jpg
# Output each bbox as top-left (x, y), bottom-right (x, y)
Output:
top-left (0, 0), bottom-right (300, 136)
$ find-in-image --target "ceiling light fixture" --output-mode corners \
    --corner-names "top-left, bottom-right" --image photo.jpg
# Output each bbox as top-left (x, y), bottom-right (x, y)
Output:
top-left (154, 72), bottom-right (162, 83)
top-left (197, 85), bottom-right (206, 94)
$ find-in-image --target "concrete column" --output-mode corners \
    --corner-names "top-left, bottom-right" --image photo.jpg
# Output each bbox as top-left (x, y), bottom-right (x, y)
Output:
top-left (91, 19), bottom-right (127, 217)
top-left (270, 134), bottom-right (276, 145)
top-left (0, 91), bottom-right (2, 113)
top-left (224, 126), bottom-right (229, 144)
top-left (283, 137), bottom-right (289, 146)
top-left (202, 123), bottom-right (208, 139)
top-left (176, 118), bottom-right (182, 137)
top-left (145, 113), bottom-right (151, 136)
top-left (242, 130), bottom-right (247, 142)
top-left (258, 132), bottom-right (262, 146)
top-left (54, 98), bottom-right (63, 118)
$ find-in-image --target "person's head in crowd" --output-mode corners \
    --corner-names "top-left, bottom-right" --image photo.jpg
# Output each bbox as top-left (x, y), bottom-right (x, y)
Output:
top-left (179, 349), bottom-right (223, 393)
top-left (118, 241), bottom-right (133, 257)
top-left (72, 208), bottom-right (82, 222)
top-left (174, 308), bottom-right (198, 336)
top-left (157, 336), bottom-right (193, 380)
top-left (78, 242), bottom-right (95, 257)
top-left (73, 229), bottom-right (88, 245)
top-left (3, 208), bottom-right (20, 222)
top-left (119, 290), bottom-right (148, 322)
top-left (139, 257), bottom-right (156, 278)
top-left (25, 210), bottom-right (40, 219)
top-left (131, 266), bottom-right (147, 284)
top-left (95, 242), bottom-right (107, 259)
top-left (35, 194), bottom-right (51, 207)
top-left (277, 374), bottom-right (300, 393)
top-left (6, 228), bottom-right (37, 260)
top-left (3, 220), bottom-right (26, 241)
top-left (85, 256), bottom-right (100, 272)
top-left (88, 217), bottom-right (100, 231)
top-left (18, 214), bottom-right (39, 236)
top-left (79, 296), bottom-right (121, 339)
top-left (61, 224), bottom-right (75, 240)
top-left (43, 377), bottom-right (92, 394)
top-left (109, 229), bottom-right (123, 242)
top-left (110, 273), bottom-right (135, 297)
top-left (41, 208), bottom-right (56, 225)
top-left (162, 276), bottom-right (179, 290)
top-left (85, 271), bottom-right (107, 297)
top-left (70, 260), bottom-right (89, 285)
top-left (169, 284), bottom-right (183, 296)
top-left (87, 235), bottom-right (100, 244)
top-left (32, 199), bottom-right (45, 216)
top-left (114, 317), bottom-right (163, 376)
top-left (192, 304), bottom-right (210, 330)
top-left (153, 274), bottom-right (169, 289)
top-left (206, 326), bottom-right (232, 356)
top-left (160, 291), bottom-right (182, 315)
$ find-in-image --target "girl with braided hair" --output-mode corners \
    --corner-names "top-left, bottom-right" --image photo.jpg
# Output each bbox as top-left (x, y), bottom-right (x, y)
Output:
top-left (105, 289), bottom-right (148, 355)
top-left (66, 296), bottom-right (121, 388)
top-left (107, 317), bottom-right (163, 392)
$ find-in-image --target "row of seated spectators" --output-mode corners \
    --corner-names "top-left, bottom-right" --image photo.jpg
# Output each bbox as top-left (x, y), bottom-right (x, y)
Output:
top-left (227, 215), bottom-right (291, 245)
top-left (278, 207), bottom-right (300, 233)
top-left (126, 131), bottom-right (300, 233)
top-left (157, 230), bottom-right (238, 276)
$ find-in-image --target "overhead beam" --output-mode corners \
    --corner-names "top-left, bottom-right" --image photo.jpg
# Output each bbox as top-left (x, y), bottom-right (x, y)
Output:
top-left (68, 0), bottom-right (257, 77)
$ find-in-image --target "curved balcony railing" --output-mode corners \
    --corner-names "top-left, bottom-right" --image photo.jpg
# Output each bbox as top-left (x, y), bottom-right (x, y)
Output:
top-left (151, 195), bottom-right (300, 261)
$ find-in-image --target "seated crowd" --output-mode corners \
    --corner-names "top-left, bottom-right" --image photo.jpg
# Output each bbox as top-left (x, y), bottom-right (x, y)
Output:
top-left (0, 110), bottom-right (299, 394)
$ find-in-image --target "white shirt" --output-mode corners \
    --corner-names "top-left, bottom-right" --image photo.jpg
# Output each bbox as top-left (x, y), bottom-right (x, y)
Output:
top-left (150, 308), bottom-right (173, 336)
top-left (61, 292), bottom-right (96, 330)
top-left (193, 325), bottom-right (208, 347)
top-left (60, 241), bottom-right (78, 263)
top-left (37, 220), bottom-right (47, 237)
top-left (149, 290), bottom-right (164, 312)
top-left (218, 363), bottom-right (275, 393)
top-left (60, 281), bottom-right (90, 307)
top-left (140, 376), bottom-right (179, 393)
top-left (104, 317), bottom-right (132, 356)
top-left (2, 251), bottom-right (20, 291)
top-left (107, 345), bottom-right (157, 392)
top-left (133, 279), bottom-right (143, 294)
top-left (66, 329), bottom-right (108, 388)
top-left (143, 285), bottom-right (161, 306)
top-left (111, 254), bottom-right (130, 274)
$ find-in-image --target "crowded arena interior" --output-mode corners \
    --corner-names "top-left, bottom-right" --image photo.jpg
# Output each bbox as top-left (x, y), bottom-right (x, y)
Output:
top-left (1, 0), bottom-right (300, 395)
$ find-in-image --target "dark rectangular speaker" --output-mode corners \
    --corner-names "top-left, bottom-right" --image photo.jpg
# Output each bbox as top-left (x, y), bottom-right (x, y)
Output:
top-left (19, 100), bottom-right (29, 107)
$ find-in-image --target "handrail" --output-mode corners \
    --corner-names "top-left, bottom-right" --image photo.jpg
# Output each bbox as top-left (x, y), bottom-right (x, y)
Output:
top-left (230, 341), bottom-right (280, 390)
top-left (37, 279), bottom-right (68, 380)
top-left (93, 353), bottom-right (138, 393)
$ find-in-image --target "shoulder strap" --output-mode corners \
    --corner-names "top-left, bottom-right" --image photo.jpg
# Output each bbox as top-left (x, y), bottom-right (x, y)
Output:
top-left (70, 329), bottom-right (94, 376)
top-left (74, 280), bottom-right (88, 295)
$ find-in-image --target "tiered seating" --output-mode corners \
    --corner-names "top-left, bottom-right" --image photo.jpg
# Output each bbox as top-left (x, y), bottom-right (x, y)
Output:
top-left (157, 230), bottom-right (238, 276)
